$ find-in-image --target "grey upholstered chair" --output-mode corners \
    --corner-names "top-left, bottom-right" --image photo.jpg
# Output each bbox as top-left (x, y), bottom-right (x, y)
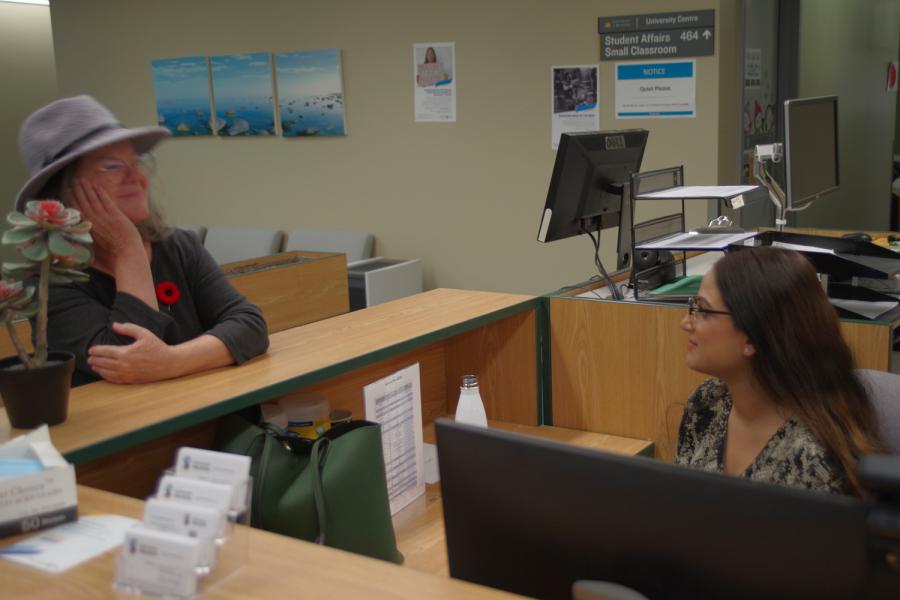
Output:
top-left (283, 228), bottom-right (374, 264)
top-left (858, 369), bottom-right (900, 454)
top-left (203, 226), bottom-right (284, 265)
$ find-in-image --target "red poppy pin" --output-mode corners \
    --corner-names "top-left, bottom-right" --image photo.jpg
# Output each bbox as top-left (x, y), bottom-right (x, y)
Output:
top-left (156, 281), bottom-right (181, 306)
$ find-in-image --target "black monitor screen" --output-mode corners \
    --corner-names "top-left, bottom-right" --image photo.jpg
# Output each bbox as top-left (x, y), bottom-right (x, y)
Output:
top-left (784, 95), bottom-right (839, 209)
top-left (436, 420), bottom-right (872, 600)
top-left (537, 130), bottom-right (648, 243)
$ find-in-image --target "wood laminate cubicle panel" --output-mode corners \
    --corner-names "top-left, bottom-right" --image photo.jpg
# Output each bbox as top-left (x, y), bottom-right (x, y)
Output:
top-left (221, 250), bottom-right (350, 333)
top-left (0, 289), bottom-right (540, 497)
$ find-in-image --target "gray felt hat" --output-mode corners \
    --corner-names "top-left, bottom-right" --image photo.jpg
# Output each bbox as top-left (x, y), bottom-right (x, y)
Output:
top-left (15, 95), bottom-right (170, 212)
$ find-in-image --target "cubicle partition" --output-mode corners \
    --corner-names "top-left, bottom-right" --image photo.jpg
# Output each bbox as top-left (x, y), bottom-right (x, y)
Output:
top-left (220, 250), bottom-right (350, 332)
top-left (0, 289), bottom-right (541, 498)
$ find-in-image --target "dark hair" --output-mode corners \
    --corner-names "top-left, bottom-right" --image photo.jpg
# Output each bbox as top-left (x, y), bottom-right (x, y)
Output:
top-left (425, 47), bottom-right (437, 63)
top-left (713, 247), bottom-right (884, 496)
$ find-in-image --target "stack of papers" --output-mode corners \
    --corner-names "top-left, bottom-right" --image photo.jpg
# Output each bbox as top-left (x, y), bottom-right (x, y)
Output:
top-left (636, 230), bottom-right (757, 251)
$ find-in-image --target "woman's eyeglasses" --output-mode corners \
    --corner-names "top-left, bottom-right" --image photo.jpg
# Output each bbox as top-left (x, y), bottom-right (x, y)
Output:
top-left (95, 155), bottom-right (152, 179)
top-left (686, 296), bottom-right (733, 321)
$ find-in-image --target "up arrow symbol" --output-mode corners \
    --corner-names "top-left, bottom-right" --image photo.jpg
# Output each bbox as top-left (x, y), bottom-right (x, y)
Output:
top-left (702, 29), bottom-right (712, 40)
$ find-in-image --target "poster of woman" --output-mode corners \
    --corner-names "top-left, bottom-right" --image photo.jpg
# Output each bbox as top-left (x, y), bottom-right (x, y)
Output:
top-left (413, 42), bottom-right (456, 122)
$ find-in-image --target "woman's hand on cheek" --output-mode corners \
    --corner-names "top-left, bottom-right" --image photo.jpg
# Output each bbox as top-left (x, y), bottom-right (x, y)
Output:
top-left (68, 178), bottom-right (142, 255)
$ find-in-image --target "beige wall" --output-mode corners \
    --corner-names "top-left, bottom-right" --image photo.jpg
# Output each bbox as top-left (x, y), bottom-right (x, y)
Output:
top-left (795, 0), bottom-right (900, 230)
top-left (0, 2), bottom-right (57, 221)
top-left (49, 0), bottom-right (739, 295)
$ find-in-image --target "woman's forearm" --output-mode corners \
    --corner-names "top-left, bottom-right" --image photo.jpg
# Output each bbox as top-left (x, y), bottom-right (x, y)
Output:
top-left (113, 244), bottom-right (158, 310)
top-left (166, 334), bottom-right (235, 378)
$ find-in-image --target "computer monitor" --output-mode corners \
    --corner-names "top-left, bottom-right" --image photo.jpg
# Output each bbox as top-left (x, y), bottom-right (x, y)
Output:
top-left (784, 95), bottom-right (839, 210)
top-left (537, 129), bottom-right (648, 255)
top-left (436, 420), bottom-right (893, 600)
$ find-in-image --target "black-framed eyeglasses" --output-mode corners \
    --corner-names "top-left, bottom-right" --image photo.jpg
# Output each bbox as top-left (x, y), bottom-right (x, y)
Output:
top-left (687, 296), bottom-right (733, 320)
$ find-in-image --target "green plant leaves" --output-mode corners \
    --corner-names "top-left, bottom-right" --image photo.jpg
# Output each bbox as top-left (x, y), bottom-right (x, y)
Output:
top-left (2, 228), bottom-right (41, 245)
top-left (48, 231), bottom-right (75, 256)
top-left (51, 267), bottom-right (90, 282)
top-left (6, 212), bottom-right (36, 227)
top-left (21, 240), bottom-right (49, 262)
top-left (62, 231), bottom-right (93, 244)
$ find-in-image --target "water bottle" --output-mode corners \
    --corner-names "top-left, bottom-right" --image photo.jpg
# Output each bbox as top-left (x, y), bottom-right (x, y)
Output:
top-left (455, 374), bottom-right (488, 428)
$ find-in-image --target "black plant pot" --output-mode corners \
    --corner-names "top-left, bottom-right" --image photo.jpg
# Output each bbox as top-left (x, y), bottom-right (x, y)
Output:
top-left (0, 351), bottom-right (75, 429)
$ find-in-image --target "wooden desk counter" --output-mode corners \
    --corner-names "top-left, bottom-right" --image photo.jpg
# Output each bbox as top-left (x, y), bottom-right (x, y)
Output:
top-left (393, 421), bottom-right (653, 577)
top-left (0, 289), bottom-right (540, 496)
top-left (1, 486), bottom-right (524, 600)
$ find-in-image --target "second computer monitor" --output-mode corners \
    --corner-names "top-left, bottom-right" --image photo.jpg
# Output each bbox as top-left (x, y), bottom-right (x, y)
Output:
top-left (784, 95), bottom-right (839, 210)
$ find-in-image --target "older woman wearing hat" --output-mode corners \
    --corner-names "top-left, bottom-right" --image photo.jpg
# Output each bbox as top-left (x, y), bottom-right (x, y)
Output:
top-left (15, 95), bottom-right (269, 386)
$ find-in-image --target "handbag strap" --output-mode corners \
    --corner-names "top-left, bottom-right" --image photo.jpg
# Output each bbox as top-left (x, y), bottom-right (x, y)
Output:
top-left (254, 430), bottom-right (281, 526)
top-left (310, 436), bottom-right (332, 545)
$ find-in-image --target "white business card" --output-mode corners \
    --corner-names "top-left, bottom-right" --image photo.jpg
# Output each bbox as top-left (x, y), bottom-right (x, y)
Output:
top-left (143, 498), bottom-right (224, 566)
top-left (116, 526), bottom-right (201, 598)
top-left (174, 447), bottom-right (250, 513)
top-left (155, 475), bottom-right (233, 514)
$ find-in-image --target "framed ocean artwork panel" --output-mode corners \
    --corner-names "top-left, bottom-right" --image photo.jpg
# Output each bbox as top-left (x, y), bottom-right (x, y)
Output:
top-left (275, 49), bottom-right (346, 137)
top-left (210, 52), bottom-right (276, 136)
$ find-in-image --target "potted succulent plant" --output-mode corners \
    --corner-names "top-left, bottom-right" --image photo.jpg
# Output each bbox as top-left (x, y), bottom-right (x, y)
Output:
top-left (0, 200), bottom-right (92, 428)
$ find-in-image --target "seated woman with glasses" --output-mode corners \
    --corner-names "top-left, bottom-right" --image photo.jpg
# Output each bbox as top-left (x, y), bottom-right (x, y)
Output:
top-left (15, 96), bottom-right (269, 386)
top-left (676, 246), bottom-right (885, 496)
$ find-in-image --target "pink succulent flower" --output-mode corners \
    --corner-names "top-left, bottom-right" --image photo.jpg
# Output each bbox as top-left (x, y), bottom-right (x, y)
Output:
top-left (25, 200), bottom-right (79, 226)
top-left (0, 280), bottom-right (23, 301)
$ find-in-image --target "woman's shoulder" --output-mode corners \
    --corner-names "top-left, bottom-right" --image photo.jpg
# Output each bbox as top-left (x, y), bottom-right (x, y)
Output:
top-left (756, 420), bottom-right (846, 494)
top-left (686, 378), bottom-right (729, 413)
top-left (152, 227), bottom-right (204, 259)
top-left (163, 227), bottom-right (203, 249)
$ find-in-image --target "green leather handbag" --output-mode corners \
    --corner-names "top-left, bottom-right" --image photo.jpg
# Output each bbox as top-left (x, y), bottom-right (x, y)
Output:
top-left (214, 413), bottom-right (403, 564)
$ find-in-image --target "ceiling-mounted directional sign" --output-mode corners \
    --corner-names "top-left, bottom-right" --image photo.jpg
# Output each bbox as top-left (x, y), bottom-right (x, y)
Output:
top-left (598, 10), bottom-right (715, 61)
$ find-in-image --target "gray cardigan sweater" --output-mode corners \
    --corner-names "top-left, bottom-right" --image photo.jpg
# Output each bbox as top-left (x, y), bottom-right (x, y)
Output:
top-left (46, 229), bottom-right (269, 386)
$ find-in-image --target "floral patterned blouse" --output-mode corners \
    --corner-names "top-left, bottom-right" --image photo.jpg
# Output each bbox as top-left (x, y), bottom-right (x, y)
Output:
top-left (675, 378), bottom-right (846, 494)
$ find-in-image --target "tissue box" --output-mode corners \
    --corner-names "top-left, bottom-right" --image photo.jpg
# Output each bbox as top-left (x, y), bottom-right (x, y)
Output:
top-left (0, 426), bottom-right (77, 538)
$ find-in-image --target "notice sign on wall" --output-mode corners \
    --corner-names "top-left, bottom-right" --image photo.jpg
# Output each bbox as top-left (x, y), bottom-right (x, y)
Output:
top-left (599, 10), bottom-right (715, 61)
top-left (615, 60), bottom-right (696, 119)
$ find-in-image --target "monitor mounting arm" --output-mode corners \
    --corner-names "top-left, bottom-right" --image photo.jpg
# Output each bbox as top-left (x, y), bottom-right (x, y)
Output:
top-left (753, 143), bottom-right (788, 232)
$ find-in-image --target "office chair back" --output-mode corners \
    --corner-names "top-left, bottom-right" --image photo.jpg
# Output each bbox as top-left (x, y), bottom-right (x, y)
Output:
top-left (284, 228), bottom-right (374, 263)
top-left (858, 369), bottom-right (900, 454)
top-left (203, 226), bottom-right (284, 265)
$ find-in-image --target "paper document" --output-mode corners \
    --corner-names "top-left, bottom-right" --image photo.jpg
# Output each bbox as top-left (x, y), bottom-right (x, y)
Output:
top-left (636, 230), bottom-right (757, 250)
top-left (1, 515), bottom-right (137, 573)
top-left (830, 298), bottom-right (898, 320)
top-left (364, 363), bottom-right (425, 515)
top-left (771, 241), bottom-right (835, 255)
top-left (635, 185), bottom-right (758, 199)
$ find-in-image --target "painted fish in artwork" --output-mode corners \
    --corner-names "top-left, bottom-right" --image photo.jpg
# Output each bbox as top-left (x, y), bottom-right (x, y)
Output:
top-left (209, 117), bottom-right (226, 132)
top-left (176, 123), bottom-right (190, 132)
top-left (228, 118), bottom-right (250, 135)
